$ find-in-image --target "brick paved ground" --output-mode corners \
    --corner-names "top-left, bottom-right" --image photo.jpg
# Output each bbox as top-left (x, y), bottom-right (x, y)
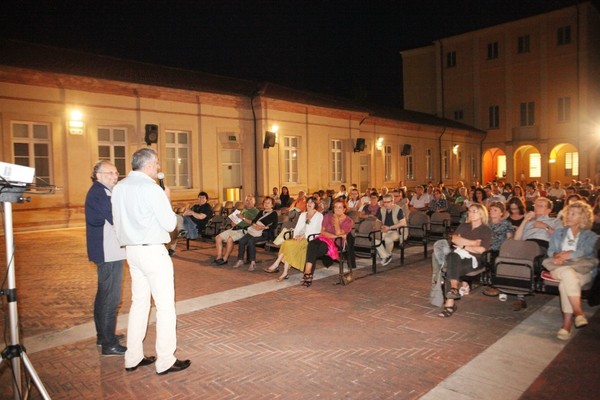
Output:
top-left (0, 228), bottom-right (598, 399)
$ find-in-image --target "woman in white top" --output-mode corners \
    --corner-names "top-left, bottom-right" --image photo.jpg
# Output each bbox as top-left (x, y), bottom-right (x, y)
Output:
top-left (335, 184), bottom-right (348, 199)
top-left (346, 188), bottom-right (361, 211)
top-left (264, 197), bottom-right (324, 281)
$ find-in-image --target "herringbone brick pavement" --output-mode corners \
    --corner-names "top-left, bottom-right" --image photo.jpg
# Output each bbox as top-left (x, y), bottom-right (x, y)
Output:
top-left (0, 228), bottom-right (598, 399)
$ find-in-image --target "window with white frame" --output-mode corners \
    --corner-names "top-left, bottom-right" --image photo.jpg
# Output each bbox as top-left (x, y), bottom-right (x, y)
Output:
top-left (520, 102), bottom-right (535, 126)
top-left (284, 136), bottom-right (299, 183)
top-left (384, 145), bottom-right (392, 181)
top-left (529, 153), bottom-right (541, 178)
top-left (98, 127), bottom-right (127, 179)
top-left (564, 152), bottom-right (579, 177)
top-left (557, 26), bottom-right (571, 45)
top-left (11, 121), bottom-right (52, 186)
top-left (518, 35), bottom-right (530, 53)
top-left (425, 148), bottom-right (433, 180)
top-left (458, 151), bottom-right (463, 179)
top-left (443, 149), bottom-right (449, 179)
top-left (165, 130), bottom-right (191, 188)
top-left (331, 139), bottom-right (343, 182)
top-left (558, 97), bottom-right (571, 122)
top-left (488, 105), bottom-right (500, 129)
top-left (406, 154), bottom-right (414, 181)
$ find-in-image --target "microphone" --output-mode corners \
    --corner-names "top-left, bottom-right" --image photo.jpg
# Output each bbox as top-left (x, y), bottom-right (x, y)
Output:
top-left (157, 172), bottom-right (165, 190)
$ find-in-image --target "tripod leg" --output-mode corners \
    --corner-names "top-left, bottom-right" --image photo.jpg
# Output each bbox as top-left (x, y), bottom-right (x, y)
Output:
top-left (20, 352), bottom-right (51, 400)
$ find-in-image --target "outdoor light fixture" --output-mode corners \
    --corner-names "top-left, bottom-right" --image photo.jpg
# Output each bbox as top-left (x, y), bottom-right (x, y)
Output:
top-left (376, 137), bottom-right (384, 150)
top-left (549, 158), bottom-right (556, 164)
top-left (452, 144), bottom-right (459, 155)
top-left (68, 110), bottom-right (84, 135)
top-left (271, 124), bottom-right (279, 144)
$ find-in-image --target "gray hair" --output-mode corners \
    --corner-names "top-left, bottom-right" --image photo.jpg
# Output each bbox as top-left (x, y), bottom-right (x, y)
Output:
top-left (91, 160), bottom-right (112, 182)
top-left (131, 148), bottom-right (157, 171)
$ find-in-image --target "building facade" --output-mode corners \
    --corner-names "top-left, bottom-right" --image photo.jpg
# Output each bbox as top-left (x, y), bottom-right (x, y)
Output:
top-left (401, 1), bottom-right (600, 185)
top-left (0, 40), bottom-right (482, 231)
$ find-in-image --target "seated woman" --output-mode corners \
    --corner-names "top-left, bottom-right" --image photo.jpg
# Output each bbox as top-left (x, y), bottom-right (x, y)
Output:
top-left (439, 203), bottom-right (492, 317)
top-left (360, 192), bottom-right (380, 218)
top-left (506, 197), bottom-right (526, 227)
top-left (279, 186), bottom-right (291, 209)
top-left (263, 196), bottom-right (323, 281)
top-left (234, 197), bottom-right (278, 271)
top-left (542, 200), bottom-right (598, 340)
top-left (302, 198), bottom-right (354, 287)
top-left (346, 188), bottom-right (362, 211)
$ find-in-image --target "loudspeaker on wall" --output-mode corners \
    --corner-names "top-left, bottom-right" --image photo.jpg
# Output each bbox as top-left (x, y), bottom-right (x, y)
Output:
top-left (401, 144), bottom-right (412, 156)
top-left (354, 138), bottom-right (366, 152)
top-left (263, 131), bottom-right (276, 148)
top-left (145, 124), bottom-right (158, 145)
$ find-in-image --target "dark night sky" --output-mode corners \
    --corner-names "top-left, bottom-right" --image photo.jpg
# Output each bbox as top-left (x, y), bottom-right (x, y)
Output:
top-left (0, 0), bottom-right (590, 106)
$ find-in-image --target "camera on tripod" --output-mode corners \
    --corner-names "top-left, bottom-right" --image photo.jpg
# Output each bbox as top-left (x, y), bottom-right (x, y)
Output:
top-left (0, 162), bottom-right (35, 203)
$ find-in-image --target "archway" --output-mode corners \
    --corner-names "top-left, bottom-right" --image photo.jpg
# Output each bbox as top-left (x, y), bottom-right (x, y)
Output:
top-left (548, 143), bottom-right (578, 184)
top-left (513, 145), bottom-right (541, 186)
top-left (482, 147), bottom-right (506, 184)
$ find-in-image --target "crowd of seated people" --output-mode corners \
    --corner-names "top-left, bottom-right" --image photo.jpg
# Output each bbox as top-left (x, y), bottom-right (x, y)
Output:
top-left (165, 177), bottom-right (598, 339)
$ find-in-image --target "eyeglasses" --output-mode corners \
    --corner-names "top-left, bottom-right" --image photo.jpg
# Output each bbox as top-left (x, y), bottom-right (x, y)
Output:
top-left (98, 171), bottom-right (119, 176)
top-left (383, 201), bottom-right (392, 203)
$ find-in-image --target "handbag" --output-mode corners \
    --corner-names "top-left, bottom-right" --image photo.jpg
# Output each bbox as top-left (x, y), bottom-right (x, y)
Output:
top-left (273, 227), bottom-right (292, 246)
top-left (247, 222), bottom-right (265, 237)
top-left (543, 257), bottom-right (597, 274)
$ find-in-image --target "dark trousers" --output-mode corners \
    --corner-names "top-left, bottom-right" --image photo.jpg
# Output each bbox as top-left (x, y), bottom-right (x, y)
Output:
top-left (444, 252), bottom-right (474, 282)
top-left (237, 233), bottom-right (261, 261)
top-left (305, 234), bottom-right (357, 269)
top-left (94, 260), bottom-right (124, 347)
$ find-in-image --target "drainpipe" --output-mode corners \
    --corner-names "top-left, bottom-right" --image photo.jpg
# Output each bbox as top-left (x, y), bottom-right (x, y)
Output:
top-left (480, 131), bottom-right (487, 182)
top-left (438, 127), bottom-right (446, 182)
top-left (250, 84), bottom-right (266, 198)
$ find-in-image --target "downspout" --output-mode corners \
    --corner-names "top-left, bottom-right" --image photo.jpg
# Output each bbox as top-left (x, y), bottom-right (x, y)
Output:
top-left (480, 131), bottom-right (487, 182)
top-left (438, 127), bottom-right (446, 182)
top-left (250, 90), bottom-right (260, 198)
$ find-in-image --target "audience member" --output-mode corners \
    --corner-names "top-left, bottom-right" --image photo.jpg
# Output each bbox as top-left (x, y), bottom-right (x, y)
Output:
top-left (542, 201), bottom-right (598, 340)
top-left (264, 196), bottom-right (324, 281)
top-left (213, 195), bottom-right (259, 265)
top-left (233, 197), bottom-right (278, 271)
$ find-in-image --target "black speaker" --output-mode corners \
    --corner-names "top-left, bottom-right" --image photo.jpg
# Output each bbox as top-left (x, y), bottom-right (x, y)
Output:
top-left (145, 124), bottom-right (158, 145)
top-left (401, 144), bottom-right (412, 156)
top-left (354, 138), bottom-right (366, 152)
top-left (263, 131), bottom-right (276, 148)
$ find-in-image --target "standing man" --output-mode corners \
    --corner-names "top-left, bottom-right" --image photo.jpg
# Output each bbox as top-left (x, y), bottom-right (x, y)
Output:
top-left (85, 160), bottom-right (127, 356)
top-left (112, 148), bottom-right (191, 375)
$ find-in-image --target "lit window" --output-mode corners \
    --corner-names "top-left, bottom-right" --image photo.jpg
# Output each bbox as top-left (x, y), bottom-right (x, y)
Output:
top-left (284, 136), bottom-right (299, 183)
top-left (331, 139), bottom-right (343, 182)
top-left (98, 127), bottom-right (127, 179)
top-left (165, 131), bottom-right (191, 188)
top-left (384, 145), bottom-right (392, 181)
top-left (12, 121), bottom-right (52, 186)
top-left (425, 149), bottom-right (432, 180)
top-left (406, 154), bottom-right (414, 181)
top-left (565, 152), bottom-right (579, 177)
top-left (529, 153), bottom-right (541, 178)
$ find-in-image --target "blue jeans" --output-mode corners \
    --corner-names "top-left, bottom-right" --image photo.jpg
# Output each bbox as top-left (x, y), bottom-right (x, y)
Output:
top-left (94, 260), bottom-right (124, 347)
top-left (183, 216), bottom-right (199, 239)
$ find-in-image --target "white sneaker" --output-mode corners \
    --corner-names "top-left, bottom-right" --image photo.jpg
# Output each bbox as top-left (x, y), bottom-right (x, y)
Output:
top-left (382, 255), bottom-right (393, 266)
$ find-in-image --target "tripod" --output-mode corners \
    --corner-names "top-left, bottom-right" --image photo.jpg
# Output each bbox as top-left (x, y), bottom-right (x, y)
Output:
top-left (0, 188), bottom-right (51, 399)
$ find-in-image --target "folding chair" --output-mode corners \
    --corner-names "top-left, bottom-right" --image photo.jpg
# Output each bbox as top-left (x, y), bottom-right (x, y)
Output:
top-left (490, 240), bottom-right (544, 295)
top-left (398, 211), bottom-right (429, 264)
top-left (353, 218), bottom-right (383, 273)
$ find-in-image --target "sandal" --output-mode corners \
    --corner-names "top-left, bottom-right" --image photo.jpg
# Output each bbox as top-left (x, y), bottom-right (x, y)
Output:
top-left (446, 287), bottom-right (461, 300)
top-left (263, 266), bottom-right (280, 273)
top-left (277, 274), bottom-right (290, 282)
top-left (438, 305), bottom-right (457, 318)
top-left (302, 273), bottom-right (313, 287)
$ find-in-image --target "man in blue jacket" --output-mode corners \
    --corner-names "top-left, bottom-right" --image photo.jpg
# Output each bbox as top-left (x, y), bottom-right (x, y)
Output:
top-left (85, 160), bottom-right (127, 356)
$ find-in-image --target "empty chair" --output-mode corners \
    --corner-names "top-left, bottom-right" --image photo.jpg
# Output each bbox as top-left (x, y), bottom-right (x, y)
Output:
top-left (429, 212), bottom-right (451, 241)
top-left (491, 240), bottom-right (544, 295)
top-left (398, 211), bottom-right (429, 263)
top-left (221, 200), bottom-right (234, 216)
top-left (353, 218), bottom-right (383, 273)
top-left (448, 203), bottom-right (467, 229)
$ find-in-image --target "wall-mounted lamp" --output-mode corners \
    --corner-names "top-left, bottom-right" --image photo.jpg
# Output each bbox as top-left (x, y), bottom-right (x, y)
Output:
top-left (272, 124), bottom-right (279, 144)
top-left (549, 158), bottom-right (556, 164)
top-left (376, 137), bottom-right (384, 150)
top-left (68, 110), bottom-right (84, 135)
top-left (452, 144), bottom-right (459, 155)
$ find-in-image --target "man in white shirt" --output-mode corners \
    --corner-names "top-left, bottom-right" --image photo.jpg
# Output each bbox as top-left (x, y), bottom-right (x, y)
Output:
top-left (112, 148), bottom-right (191, 375)
top-left (548, 180), bottom-right (567, 200)
top-left (409, 185), bottom-right (429, 212)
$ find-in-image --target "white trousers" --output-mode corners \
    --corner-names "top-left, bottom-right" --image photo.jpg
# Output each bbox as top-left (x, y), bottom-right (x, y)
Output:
top-left (551, 266), bottom-right (594, 314)
top-left (376, 230), bottom-right (401, 259)
top-left (124, 245), bottom-right (177, 373)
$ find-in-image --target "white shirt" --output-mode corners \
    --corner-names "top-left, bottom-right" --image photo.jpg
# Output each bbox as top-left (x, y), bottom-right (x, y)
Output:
top-left (293, 211), bottom-right (323, 238)
top-left (112, 171), bottom-right (176, 246)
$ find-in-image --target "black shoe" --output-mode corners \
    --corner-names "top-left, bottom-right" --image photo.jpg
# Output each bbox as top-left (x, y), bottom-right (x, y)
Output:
top-left (212, 258), bottom-right (223, 265)
top-left (97, 333), bottom-right (125, 346)
top-left (215, 259), bottom-right (228, 266)
top-left (125, 356), bottom-right (157, 372)
top-left (101, 344), bottom-right (127, 356)
top-left (157, 359), bottom-right (191, 375)
top-left (168, 249), bottom-right (175, 257)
